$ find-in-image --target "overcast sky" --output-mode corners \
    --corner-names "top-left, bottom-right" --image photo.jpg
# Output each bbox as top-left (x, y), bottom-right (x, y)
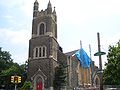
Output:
top-left (0, 0), bottom-right (120, 67)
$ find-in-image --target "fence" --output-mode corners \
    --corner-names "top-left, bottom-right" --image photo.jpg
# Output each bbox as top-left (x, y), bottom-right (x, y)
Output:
top-left (74, 87), bottom-right (99, 90)
top-left (103, 85), bottom-right (120, 90)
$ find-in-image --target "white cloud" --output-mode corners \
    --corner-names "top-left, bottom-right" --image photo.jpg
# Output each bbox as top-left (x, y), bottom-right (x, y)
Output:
top-left (0, 28), bottom-right (30, 63)
top-left (101, 32), bottom-right (120, 50)
top-left (0, 0), bottom-right (23, 8)
top-left (109, 32), bottom-right (120, 45)
top-left (4, 15), bottom-right (13, 19)
top-left (0, 28), bottom-right (30, 45)
top-left (3, 15), bottom-right (15, 23)
top-left (19, 0), bottom-right (33, 17)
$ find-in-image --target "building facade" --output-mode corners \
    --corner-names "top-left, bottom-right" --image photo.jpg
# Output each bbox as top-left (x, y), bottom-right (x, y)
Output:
top-left (28, 0), bottom-right (60, 90)
top-left (28, 0), bottom-right (99, 90)
top-left (65, 50), bottom-right (92, 88)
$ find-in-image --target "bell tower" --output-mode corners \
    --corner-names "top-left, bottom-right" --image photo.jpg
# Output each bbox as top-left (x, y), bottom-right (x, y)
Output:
top-left (28, 0), bottom-right (58, 89)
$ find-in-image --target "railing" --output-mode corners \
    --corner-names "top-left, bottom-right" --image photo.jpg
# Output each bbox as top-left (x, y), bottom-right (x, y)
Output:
top-left (75, 87), bottom-right (99, 90)
top-left (103, 85), bottom-right (120, 90)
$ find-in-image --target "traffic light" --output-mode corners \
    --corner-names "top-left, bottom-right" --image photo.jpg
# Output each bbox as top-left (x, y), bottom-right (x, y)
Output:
top-left (11, 76), bottom-right (21, 84)
top-left (11, 76), bottom-right (14, 83)
top-left (18, 76), bottom-right (21, 83)
top-left (14, 76), bottom-right (18, 83)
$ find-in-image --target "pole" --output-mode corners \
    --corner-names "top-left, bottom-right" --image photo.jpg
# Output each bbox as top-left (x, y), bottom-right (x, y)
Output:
top-left (97, 33), bottom-right (102, 70)
top-left (89, 44), bottom-right (92, 60)
top-left (15, 84), bottom-right (17, 90)
top-left (80, 40), bottom-right (84, 86)
top-left (97, 32), bottom-right (103, 90)
top-left (80, 40), bottom-right (82, 49)
top-left (89, 44), bottom-right (93, 86)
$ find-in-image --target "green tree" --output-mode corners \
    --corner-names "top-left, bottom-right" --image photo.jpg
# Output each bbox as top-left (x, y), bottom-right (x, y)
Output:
top-left (0, 47), bottom-right (13, 72)
top-left (103, 40), bottom-right (120, 85)
top-left (20, 81), bottom-right (32, 90)
top-left (0, 48), bottom-right (27, 89)
top-left (53, 61), bottom-right (68, 89)
top-left (0, 64), bottom-right (21, 89)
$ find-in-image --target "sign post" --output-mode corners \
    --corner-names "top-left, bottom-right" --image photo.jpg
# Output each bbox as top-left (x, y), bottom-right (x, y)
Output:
top-left (15, 84), bottom-right (17, 90)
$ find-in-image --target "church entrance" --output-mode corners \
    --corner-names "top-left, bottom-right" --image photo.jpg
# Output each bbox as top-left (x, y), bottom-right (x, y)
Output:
top-left (36, 81), bottom-right (42, 90)
top-left (36, 76), bottom-right (43, 90)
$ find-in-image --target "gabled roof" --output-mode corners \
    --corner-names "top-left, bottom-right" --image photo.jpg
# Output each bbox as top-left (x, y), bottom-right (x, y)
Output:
top-left (31, 68), bottom-right (47, 80)
top-left (65, 49), bottom-right (79, 56)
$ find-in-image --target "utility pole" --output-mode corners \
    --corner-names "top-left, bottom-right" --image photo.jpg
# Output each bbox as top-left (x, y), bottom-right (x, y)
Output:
top-left (97, 33), bottom-right (102, 70)
top-left (94, 32), bottom-right (106, 90)
top-left (97, 32), bottom-right (103, 90)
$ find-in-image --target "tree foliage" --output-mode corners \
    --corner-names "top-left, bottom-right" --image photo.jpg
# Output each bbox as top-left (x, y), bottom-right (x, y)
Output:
top-left (53, 61), bottom-right (68, 89)
top-left (0, 47), bottom-right (13, 72)
top-left (103, 40), bottom-right (120, 85)
top-left (20, 81), bottom-right (32, 90)
top-left (0, 47), bottom-right (27, 89)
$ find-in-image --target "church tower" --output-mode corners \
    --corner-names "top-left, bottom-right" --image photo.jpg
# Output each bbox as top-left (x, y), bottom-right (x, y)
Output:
top-left (28, 0), bottom-right (58, 89)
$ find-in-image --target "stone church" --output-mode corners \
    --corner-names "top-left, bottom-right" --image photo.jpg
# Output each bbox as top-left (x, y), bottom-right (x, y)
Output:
top-left (28, 0), bottom-right (100, 90)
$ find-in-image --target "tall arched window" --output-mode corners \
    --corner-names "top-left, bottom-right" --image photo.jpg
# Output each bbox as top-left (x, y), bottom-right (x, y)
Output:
top-left (39, 23), bottom-right (45, 35)
top-left (33, 46), bottom-right (47, 59)
top-left (35, 48), bottom-right (38, 57)
top-left (41, 46), bottom-right (46, 57)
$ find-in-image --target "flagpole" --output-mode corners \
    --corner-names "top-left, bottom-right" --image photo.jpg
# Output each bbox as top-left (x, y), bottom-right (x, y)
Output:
top-left (80, 40), bottom-right (84, 87)
top-left (89, 44), bottom-right (92, 60)
top-left (80, 40), bottom-right (82, 49)
top-left (89, 44), bottom-right (93, 86)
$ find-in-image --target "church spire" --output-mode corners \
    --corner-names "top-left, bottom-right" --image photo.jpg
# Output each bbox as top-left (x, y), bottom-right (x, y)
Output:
top-left (34, 0), bottom-right (39, 11)
top-left (48, 0), bottom-right (52, 7)
top-left (47, 0), bottom-right (52, 14)
top-left (33, 0), bottom-right (39, 18)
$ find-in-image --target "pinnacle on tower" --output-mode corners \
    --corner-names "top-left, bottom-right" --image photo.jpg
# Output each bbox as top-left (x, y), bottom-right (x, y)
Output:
top-left (33, 0), bottom-right (39, 18)
top-left (34, 0), bottom-right (39, 11)
top-left (48, 0), bottom-right (52, 8)
top-left (34, 0), bottom-right (39, 6)
top-left (47, 0), bottom-right (52, 14)
top-left (53, 7), bottom-right (56, 15)
top-left (53, 7), bottom-right (57, 21)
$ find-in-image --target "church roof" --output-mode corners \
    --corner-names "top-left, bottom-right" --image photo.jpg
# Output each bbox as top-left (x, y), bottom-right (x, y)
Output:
top-left (65, 49), bottom-right (79, 56)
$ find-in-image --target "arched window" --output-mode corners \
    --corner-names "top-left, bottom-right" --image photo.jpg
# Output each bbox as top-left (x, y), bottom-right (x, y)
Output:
top-left (39, 23), bottom-right (45, 35)
top-left (39, 47), bottom-right (42, 57)
top-left (33, 46), bottom-right (47, 59)
top-left (35, 48), bottom-right (38, 57)
top-left (41, 46), bottom-right (46, 57)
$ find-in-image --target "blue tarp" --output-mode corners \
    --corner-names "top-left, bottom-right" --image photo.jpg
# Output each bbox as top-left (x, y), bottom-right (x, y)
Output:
top-left (75, 48), bottom-right (91, 68)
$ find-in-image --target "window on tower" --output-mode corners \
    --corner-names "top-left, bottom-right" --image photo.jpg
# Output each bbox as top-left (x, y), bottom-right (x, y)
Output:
top-left (39, 23), bottom-right (44, 35)
top-left (37, 22), bottom-right (46, 36)
top-left (35, 48), bottom-right (38, 57)
top-left (39, 47), bottom-right (41, 57)
top-left (33, 46), bottom-right (47, 59)
top-left (43, 47), bottom-right (45, 57)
